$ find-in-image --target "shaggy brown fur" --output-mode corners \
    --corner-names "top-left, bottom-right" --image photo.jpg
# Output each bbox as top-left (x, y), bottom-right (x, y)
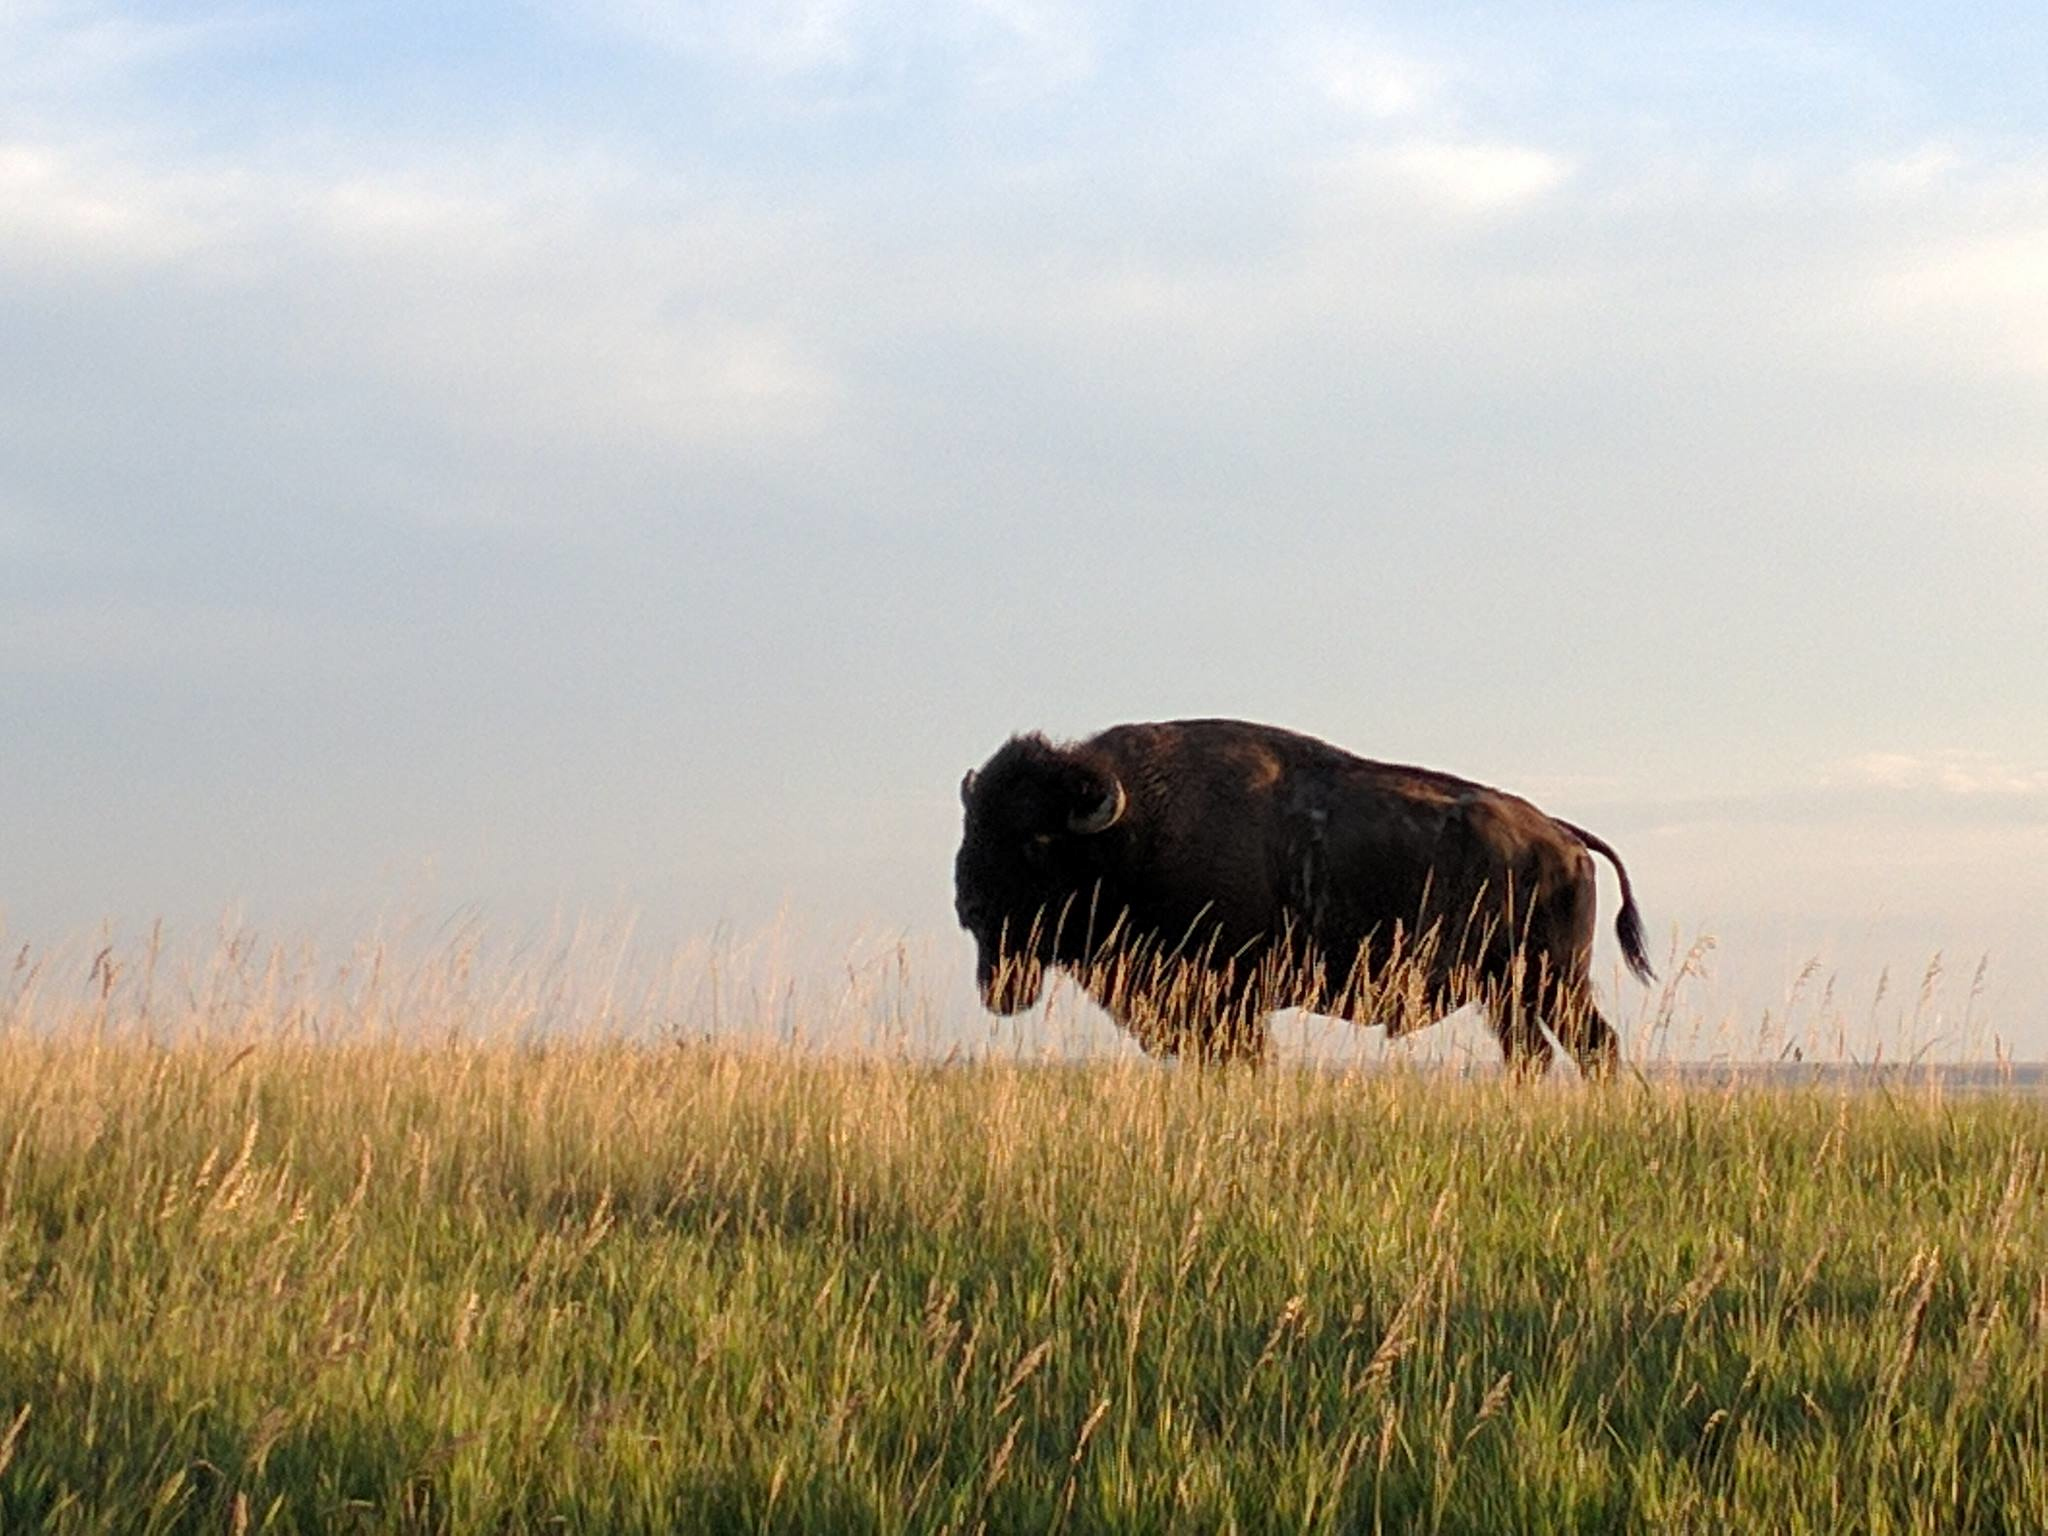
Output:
top-left (954, 718), bottom-right (1652, 1075)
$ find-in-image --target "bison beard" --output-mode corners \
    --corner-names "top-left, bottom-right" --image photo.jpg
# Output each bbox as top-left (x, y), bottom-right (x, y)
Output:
top-left (953, 718), bottom-right (1654, 1076)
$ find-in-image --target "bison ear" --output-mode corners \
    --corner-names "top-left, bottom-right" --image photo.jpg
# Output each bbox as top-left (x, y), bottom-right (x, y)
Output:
top-left (1066, 768), bottom-right (1127, 835)
top-left (959, 769), bottom-right (978, 808)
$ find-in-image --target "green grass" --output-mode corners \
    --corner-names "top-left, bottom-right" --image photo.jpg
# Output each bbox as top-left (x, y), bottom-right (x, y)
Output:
top-left (3, 973), bottom-right (2046, 1532)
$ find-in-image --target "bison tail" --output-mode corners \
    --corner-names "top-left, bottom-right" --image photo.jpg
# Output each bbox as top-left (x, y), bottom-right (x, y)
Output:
top-left (1558, 819), bottom-right (1656, 984)
top-left (1613, 895), bottom-right (1652, 985)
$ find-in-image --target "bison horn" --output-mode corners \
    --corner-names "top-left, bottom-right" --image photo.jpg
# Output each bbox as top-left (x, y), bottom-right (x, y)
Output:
top-left (1068, 779), bottom-right (1126, 835)
top-left (960, 769), bottom-right (978, 806)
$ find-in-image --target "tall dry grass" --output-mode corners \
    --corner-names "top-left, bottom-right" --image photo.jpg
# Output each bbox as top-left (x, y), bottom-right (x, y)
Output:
top-left (1, 923), bottom-right (2043, 1532)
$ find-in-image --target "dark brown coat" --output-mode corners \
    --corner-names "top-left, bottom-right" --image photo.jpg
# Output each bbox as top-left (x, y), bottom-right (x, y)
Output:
top-left (954, 718), bottom-right (1652, 1073)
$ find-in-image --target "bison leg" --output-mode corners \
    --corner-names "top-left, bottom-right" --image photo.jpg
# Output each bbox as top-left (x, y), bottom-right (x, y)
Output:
top-left (1107, 997), bottom-right (1268, 1066)
top-left (1539, 861), bottom-right (1621, 1080)
top-left (1503, 964), bottom-right (1619, 1081)
top-left (1193, 1009), bottom-right (1269, 1067)
top-left (1488, 998), bottom-right (1556, 1079)
top-left (1554, 1000), bottom-right (1619, 1079)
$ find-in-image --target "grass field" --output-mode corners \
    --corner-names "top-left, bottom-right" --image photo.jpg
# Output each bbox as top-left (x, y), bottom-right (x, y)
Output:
top-left (3, 934), bottom-right (2045, 1533)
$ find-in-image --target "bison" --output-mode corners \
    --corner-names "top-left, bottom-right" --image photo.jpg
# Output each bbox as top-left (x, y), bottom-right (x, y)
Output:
top-left (953, 718), bottom-right (1653, 1076)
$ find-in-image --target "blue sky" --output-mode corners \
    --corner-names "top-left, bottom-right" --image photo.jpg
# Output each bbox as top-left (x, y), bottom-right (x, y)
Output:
top-left (3, 2), bottom-right (2045, 1049)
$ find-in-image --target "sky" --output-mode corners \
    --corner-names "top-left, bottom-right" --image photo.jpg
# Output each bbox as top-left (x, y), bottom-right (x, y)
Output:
top-left (3, 1), bottom-right (2045, 1053)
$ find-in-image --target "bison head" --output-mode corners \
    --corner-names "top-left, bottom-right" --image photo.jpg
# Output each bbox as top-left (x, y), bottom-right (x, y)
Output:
top-left (954, 734), bottom-right (1127, 1014)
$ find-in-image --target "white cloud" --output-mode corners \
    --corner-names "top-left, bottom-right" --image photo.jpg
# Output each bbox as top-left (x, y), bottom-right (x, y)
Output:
top-left (0, 2), bottom-right (269, 99)
top-left (1332, 137), bottom-right (1574, 215)
top-left (1309, 36), bottom-right (1440, 120)
top-left (566, 0), bottom-right (1096, 95)
top-left (0, 141), bottom-right (232, 269)
top-left (1829, 752), bottom-right (2048, 797)
top-left (310, 172), bottom-right (522, 250)
top-left (1850, 141), bottom-right (1963, 199)
top-left (1868, 225), bottom-right (2048, 376)
top-left (17, 135), bottom-right (837, 400)
top-left (962, 0), bottom-right (1097, 96)
top-left (591, 0), bottom-right (862, 76)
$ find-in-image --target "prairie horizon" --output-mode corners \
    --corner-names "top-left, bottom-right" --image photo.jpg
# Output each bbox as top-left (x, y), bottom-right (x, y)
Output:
top-left (1, 913), bottom-right (2033, 1076)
